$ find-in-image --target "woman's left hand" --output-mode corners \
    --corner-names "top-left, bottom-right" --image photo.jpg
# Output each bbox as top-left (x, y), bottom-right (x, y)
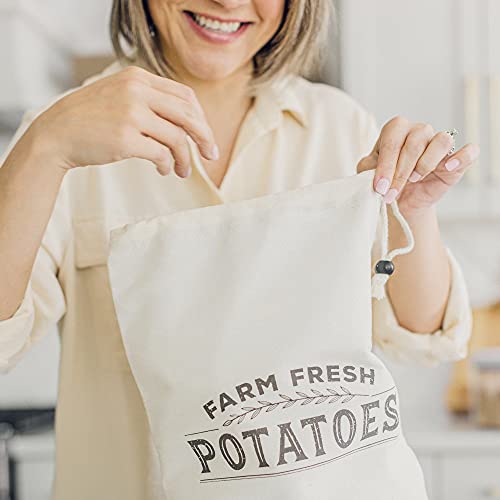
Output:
top-left (357, 115), bottom-right (481, 216)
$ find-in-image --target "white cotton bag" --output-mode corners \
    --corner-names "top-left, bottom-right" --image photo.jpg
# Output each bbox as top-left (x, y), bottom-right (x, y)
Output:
top-left (107, 168), bottom-right (429, 500)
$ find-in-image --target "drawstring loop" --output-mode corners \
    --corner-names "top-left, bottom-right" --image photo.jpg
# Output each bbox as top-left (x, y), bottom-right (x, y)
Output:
top-left (371, 199), bottom-right (415, 300)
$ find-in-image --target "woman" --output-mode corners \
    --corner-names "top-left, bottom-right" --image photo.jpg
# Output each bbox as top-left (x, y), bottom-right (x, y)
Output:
top-left (0, 0), bottom-right (477, 498)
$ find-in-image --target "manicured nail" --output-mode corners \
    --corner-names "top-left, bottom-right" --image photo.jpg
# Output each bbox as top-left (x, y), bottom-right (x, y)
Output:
top-left (384, 188), bottom-right (398, 204)
top-left (212, 144), bottom-right (220, 161)
top-left (445, 158), bottom-right (460, 171)
top-left (408, 171), bottom-right (422, 183)
top-left (180, 165), bottom-right (191, 178)
top-left (375, 177), bottom-right (390, 195)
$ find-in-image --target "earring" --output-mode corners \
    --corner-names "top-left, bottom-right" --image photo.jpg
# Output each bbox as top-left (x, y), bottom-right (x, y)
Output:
top-left (149, 21), bottom-right (157, 38)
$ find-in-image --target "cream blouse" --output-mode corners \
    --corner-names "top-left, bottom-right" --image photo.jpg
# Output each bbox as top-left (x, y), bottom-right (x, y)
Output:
top-left (0, 58), bottom-right (472, 500)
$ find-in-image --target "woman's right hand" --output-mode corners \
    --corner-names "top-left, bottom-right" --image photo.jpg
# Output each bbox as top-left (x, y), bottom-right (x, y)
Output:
top-left (30, 65), bottom-right (219, 178)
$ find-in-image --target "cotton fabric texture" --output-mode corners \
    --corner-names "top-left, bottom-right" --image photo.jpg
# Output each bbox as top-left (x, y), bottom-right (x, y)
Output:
top-left (107, 168), bottom-right (428, 499)
top-left (0, 58), bottom-right (472, 500)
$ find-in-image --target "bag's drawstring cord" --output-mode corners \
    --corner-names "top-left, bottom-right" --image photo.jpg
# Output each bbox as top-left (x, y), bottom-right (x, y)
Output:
top-left (371, 198), bottom-right (415, 300)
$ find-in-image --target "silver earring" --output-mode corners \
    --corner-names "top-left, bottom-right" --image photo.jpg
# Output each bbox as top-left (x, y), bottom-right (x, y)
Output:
top-left (149, 22), bottom-right (157, 38)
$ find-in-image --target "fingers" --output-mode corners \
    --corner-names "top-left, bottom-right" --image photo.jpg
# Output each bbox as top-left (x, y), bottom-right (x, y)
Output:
top-left (119, 65), bottom-right (219, 163)
top-left (132, 135), bottom-right (176, 176)
top-left (373, 116), bottom-right (411, 201)
top-left (356, 153), bottom-right (377, 174)
top-left (385, 124), bottom-right (438, 196)
top-left (409, 143), bottom-right (480, 197)
top-left (147, 88), bottom-right (217, 162)
top-left (370, 112), bottom-right (482, 205)
top-left (409, 131), bottom-right (453, 181)
top-left (142, 69), bottom-right (207, 116)
top-left (439, 143), bottom-right (480, 174)
top-left (141, 112), bottom-right (193, 178)
top-left (120, 66), bottom-right (198, 106)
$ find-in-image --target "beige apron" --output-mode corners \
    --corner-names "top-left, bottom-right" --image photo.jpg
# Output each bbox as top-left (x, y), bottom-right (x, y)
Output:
top-left (107, 168), bottom-right (428, 499)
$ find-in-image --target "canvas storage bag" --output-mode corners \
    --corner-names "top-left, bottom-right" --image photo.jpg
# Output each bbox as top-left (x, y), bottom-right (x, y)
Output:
top-left (107, 168), bottom-right (429, 499)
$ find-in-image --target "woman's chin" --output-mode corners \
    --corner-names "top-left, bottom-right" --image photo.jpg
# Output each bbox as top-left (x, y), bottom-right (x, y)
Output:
top-left (178, 50), bottom-right (251, 82)
top-left (185, 63), bottom-right (245, 82)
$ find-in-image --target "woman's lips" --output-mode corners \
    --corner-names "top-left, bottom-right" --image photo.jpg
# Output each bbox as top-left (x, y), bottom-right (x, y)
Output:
top-left (183, 11), bottom-right (251, 45)
top-left (186, 10), bottom-right (249, 23)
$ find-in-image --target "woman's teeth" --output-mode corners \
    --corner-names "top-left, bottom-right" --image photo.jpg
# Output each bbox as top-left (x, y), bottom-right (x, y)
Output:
top-left (192, 13), bottom-right (242, 33)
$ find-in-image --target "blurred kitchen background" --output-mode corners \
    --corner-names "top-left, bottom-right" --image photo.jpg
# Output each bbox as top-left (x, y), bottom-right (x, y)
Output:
top-left (1, 0), bottom-right (500, 499)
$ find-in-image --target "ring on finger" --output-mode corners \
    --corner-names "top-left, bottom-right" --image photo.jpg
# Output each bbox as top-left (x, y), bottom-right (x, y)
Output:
top-left (445, 128), bottom-right (459, 155)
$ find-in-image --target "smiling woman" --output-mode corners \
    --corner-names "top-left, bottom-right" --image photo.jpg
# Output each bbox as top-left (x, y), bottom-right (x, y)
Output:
top-left (110, 0), bottom-right (334, 93)
top-left (0, 0), bottom-right (475, 498)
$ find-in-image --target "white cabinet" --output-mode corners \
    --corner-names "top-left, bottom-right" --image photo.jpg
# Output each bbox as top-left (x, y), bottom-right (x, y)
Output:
top-left (408, 422), bottom-right (500, 500)
top-left (441, 456), bottom-right (500, 500)
top-left (15, 460), bottom-right (55, 500)
top-left (8, 431), bottom-right (55, 500)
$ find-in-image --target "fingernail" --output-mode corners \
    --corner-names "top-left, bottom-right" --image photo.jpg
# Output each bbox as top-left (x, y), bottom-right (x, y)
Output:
top-left (384, 188), bottom-right (398, 204)
top-left (179, 165), bottom-right (191, 178)
top-left (375, 177), bottom-right (390, 195)
top-left (408, 171), bottom-right (422, 183)
top-left (212, 144), bottom-right (220, 161)
top-left (445, 158), bottom-right (460, 171)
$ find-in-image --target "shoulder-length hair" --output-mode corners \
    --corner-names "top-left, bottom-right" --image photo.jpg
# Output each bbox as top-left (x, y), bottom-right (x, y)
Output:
top-left (110, 0), bottom-right (335, 94)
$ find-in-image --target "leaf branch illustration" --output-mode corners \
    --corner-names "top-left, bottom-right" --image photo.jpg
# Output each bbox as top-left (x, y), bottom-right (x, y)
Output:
top-left (222, 386), bottom-right (369, 427)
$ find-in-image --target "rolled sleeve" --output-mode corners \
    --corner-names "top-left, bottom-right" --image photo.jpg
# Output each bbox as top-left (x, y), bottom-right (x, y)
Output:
top-left (0, 282), bottom-right (36, 373)
top-left (0, 239), bottom-right (69, 374)
top-left (0, 220), bottom-right (70, 373)
top-left (373, 246), bottom-right (473, 366)
top-left (0, 109), bottom-right (71, 374)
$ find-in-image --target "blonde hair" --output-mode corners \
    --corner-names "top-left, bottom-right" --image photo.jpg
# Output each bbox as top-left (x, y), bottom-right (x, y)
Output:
top-left (110, 0), bottom-right (335, 94)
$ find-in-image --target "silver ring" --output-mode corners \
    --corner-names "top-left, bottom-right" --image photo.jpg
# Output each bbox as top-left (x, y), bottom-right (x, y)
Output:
top-left (445, 128), bottom-right (459, 155)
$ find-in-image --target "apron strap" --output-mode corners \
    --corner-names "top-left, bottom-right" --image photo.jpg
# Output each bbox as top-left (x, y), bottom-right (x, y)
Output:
top-left (371, 199), bottom-right (415, 300)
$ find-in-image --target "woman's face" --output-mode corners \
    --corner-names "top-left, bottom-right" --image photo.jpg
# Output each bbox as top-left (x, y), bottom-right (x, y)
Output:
top-left (148, 0), bottom-right (285, 82)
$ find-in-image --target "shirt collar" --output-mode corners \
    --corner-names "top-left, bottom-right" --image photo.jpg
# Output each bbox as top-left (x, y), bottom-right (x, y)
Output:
top-left (252, 75), bottom-right (309, 131)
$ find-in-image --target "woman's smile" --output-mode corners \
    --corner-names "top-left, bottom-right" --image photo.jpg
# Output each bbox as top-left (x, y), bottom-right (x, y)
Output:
top-left (183, 10), bottom-right (252, 44)
top-left (148, 0), bottom-right (284, 82)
